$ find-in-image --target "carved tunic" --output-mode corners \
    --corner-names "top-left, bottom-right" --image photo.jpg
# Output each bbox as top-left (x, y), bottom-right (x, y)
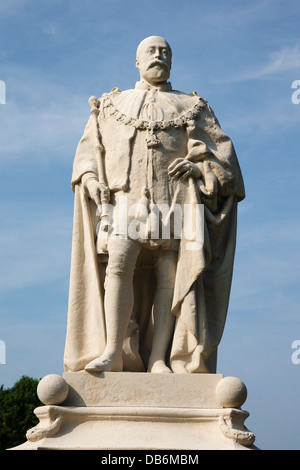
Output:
top-left (98, 85), bottom-right (203, 208)
top-left (72, 81), bottom-right (244, 203)
top-left (66, 81), bottom-right (245, 374)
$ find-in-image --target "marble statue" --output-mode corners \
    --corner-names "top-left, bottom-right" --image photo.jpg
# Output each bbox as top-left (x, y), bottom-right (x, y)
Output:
top-left (63, 36), bottom-right (245, 375)
top-left (11, 36), bottom-right (257, 452)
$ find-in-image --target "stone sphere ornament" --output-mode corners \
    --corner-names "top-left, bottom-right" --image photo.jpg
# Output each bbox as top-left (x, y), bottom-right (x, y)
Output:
top-left (37, 374), bottom-right (69, 405)
top-left (216, 376), bottom-right (247, 408)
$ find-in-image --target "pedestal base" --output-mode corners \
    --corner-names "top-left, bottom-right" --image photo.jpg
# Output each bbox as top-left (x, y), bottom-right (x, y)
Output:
top-left (11, 372), bottom-right (256, 450)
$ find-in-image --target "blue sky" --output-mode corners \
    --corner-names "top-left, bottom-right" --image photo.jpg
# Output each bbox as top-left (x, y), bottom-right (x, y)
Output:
top-left (0, 0), bottom-right (299, 450)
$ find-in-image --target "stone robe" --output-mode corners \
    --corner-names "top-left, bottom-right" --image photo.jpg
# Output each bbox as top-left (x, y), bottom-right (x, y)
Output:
top-left (63, 81), bottom-right (245, 373)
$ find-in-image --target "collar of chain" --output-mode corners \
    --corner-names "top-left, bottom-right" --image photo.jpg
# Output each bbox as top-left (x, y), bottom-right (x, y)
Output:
top-left (101, 91), bottom-right (204, 131)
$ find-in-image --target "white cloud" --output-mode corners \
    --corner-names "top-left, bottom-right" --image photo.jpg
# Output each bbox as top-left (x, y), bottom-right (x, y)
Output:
top-left (41, 23), bottom-right (59, 37)
top-left (0, 64), bottom-right (89, 163)
top-left (222, 96), bottom-right (300, 136)
top-left (217, 45), bottom-right (300, 83)
top-left (256, 45), bottom-right (300, 77)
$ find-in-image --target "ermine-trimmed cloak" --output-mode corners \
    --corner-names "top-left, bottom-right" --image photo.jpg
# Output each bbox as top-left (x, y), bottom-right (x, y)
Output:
top-left (64, 82), bottom-right (245, 373)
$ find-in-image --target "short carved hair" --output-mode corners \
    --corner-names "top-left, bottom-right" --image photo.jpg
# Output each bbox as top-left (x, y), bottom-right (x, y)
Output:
top-left (136, 36), bottom-right (172, 62)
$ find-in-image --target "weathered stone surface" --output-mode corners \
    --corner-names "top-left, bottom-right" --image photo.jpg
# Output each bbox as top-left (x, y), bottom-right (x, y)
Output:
top-left (62, 371), bottom-right (223, 407)
top-left (12, 372), bottom-right (255, 450)
top-left (11, 37), bottom-right (256, 452)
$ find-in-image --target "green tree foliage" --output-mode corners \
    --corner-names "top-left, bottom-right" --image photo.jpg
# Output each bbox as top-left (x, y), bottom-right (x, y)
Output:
top-left (0, 375), bottom-right (42, 450)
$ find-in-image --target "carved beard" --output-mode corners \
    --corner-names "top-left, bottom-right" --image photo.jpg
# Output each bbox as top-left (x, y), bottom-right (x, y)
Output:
top-left (142, 61), bottom-right (170, 83)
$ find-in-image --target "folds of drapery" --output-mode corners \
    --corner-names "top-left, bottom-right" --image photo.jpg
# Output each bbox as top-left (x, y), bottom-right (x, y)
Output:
top-left (64, 92), bottom-right (245, 373)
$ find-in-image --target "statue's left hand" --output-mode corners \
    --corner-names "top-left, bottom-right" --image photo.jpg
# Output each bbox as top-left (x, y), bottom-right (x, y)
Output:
top-left (168, 158), bottom-right (201, 181)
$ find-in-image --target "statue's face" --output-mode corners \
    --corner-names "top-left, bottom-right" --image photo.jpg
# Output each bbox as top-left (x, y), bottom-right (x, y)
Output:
top-left (136, 37), bottom-right (171, 85)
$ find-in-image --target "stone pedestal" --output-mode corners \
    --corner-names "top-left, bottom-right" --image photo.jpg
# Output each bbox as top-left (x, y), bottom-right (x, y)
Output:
top-left (12, 372), bottom-right (256, 450)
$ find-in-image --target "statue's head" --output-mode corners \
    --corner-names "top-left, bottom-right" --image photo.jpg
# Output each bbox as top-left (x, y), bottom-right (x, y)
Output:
top-left (136, 36), bottom-right (172, 86)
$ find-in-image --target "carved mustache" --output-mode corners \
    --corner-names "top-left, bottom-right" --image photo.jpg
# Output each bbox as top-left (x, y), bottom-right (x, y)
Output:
top-left (147, 60), bottom-right (169, 71)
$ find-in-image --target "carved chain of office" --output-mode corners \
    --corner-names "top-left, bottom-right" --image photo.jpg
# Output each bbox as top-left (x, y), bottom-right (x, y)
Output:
top-left (99, 89), bottom-right (205, 148)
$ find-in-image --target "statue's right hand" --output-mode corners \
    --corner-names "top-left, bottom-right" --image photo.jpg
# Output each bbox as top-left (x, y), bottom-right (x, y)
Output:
top-left (83, 178), bottom-right (102, 206)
